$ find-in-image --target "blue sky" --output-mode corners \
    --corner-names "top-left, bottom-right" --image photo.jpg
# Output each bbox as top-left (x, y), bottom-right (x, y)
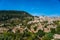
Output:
top-left (0, 0), bottom-right (60, 16)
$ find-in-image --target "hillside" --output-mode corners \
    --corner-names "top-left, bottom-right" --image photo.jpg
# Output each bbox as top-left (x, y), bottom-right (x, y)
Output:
top-left (0, 10), bottom-right (33, 21)
top-left (0, 10), bottom-right (60, 40)
top-left (0, 10), bottom-right (34, 29)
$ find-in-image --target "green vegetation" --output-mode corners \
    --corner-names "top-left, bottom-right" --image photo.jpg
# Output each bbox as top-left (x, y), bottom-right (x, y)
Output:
top-left (42, 32), bottom-right (53, 40)
top-left (56, 25), bottom-right (60, 34)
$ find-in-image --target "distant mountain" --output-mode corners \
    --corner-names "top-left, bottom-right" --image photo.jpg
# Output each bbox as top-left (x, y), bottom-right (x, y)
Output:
top-left (0, 10), bottom-right (33, 21)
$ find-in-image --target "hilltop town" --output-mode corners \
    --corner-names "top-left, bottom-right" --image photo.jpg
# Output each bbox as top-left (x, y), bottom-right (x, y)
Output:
top-left (0, 11), bottom-right (60, 40)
